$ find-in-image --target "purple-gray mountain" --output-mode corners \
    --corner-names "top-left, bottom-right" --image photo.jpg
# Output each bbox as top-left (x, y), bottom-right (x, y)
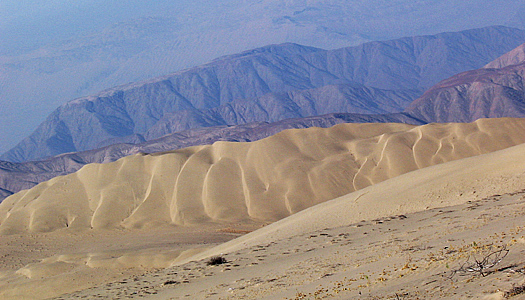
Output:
top-left (3, 26), bottom-right (525, 163)
top-left (405, 54), bottom-right (525, 123)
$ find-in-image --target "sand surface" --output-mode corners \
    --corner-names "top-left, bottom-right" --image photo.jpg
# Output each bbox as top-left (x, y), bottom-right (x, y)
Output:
top-left (2, 118), bottom-right (525, 298)
top-left (58, 142), bottom-right (525, 299)
top-left (3, 118), bottom-right (525, 234)
top-left (61, 193), bottom-right (525, 300)
top-left (0, 222), bottom-right (265, 299)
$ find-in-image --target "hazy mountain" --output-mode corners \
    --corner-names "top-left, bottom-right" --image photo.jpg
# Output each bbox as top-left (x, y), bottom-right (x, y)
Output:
top-left (2, 0), bottom-right (525, 154)
top-left (405, 45), bottom-right (525, 123)
top-left (3, 28), bottom-right (525, 201)
top-left (4, 26), bottom-right (525, 163)
top-left (143, 84), bottom-right (421, 140)
top-left (484, 43), bottom-right (525, 68)
top-left (0, 112), bottom-right (421, 202)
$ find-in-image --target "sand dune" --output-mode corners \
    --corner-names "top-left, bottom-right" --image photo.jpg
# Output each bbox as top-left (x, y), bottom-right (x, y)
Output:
top-left (2, 248), bottom-right (195, 299)
top-left (2, 118), bottom-right (525, 235)
top-left (61, 132), bottom-right (525, 299)
top-left (192, 140), bottom-right (525, 261)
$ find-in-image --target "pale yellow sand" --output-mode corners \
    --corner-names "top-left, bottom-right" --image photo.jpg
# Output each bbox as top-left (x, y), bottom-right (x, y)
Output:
top-left (2, 118), bottom-right (525, 234)
top-left (61, 141), bottom-right (525, 299)
top-left (3, 118), bottom-right (525, 299)
top-left (0, 223), bottom-right (264, 299)
top-left (193, 139), bottom-right (525, 257)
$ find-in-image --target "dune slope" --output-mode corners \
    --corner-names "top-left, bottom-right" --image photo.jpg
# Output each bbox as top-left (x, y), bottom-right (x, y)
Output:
top-left (2, 118), bottom-right (525, 235)
top-left (61, 133), bottom-right (525, 300)
top-left (194, 139), bottom-right (525, 259)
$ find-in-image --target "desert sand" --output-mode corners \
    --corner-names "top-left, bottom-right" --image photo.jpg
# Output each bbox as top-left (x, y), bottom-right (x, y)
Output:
top-left (3, 118), bottom-right (525, 234)
top-left (2, 118), bottom-right (525, 299)
top-left (62, 142), bottom-right (525, 299)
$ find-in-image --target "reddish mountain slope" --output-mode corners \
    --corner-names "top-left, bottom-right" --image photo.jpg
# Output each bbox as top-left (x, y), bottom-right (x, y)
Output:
top-left (405, 45), bottom-right (525, 123)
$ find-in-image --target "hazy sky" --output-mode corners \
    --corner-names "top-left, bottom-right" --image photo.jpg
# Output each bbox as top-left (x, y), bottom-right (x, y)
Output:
top-left (2, 0), bottom-right (524, 55)
top-left (0, 0), bottom-right (188, 54)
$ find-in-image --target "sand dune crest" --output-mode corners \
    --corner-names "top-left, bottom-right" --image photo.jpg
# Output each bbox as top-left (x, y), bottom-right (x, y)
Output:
top-left (2, 118), bottom-right (525, 234)
top-left (193, 141), bottom-right (525, 259)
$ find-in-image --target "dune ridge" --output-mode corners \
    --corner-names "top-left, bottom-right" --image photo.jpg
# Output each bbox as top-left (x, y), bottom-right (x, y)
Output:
top-left (58, 131), bottom-right (525, 300)
top-left (2, 118), bottom-right (525, 234)
top-left (191, 140), bottom-right (525, 261)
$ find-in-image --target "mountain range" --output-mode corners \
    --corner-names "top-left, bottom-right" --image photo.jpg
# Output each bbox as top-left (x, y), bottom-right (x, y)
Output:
top-left (406, 62), bottom-right (525, 122)
top-left (405, 48), bottom-right (525, 122)
top-left (2, 0), bottom-right (525, 155)
top-left (3, 26), bottom-right (525, 163)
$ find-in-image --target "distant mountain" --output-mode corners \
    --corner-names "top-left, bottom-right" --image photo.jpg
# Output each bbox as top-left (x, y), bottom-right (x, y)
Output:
top-left (0, 112), bottom-right (421, 202)
top-left (405, 44), bottom-right (525, 123)
top-left (2, 0), bottom-right (525, 154)
top-left (484, 43), bottom-right (525, 68)
top-left (3, 29), bottom-right (525, 202)
top-left (143, 84), bottom-right (421, 140)
top-left (4, 26), bottom-right (525, 162)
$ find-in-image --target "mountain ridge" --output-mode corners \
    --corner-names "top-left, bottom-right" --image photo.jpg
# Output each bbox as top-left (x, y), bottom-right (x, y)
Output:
top-left (405, 53), bottom-right (525, 123)
top-left (4, 26), bottom-right (525, 163)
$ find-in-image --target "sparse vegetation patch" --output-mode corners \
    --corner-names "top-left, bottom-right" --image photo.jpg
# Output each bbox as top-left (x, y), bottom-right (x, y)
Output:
top-left (206, 256), bottom-right (228, 266)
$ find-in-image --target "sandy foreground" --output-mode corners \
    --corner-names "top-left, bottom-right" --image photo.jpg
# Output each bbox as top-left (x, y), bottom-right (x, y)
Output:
top-left (0, 222), bottom-right (266, 299)
top-left (56, 142), bottom-right (525, 299)
top-left (62, 191), bottom-right (525, 300)
top-left (2, 120), bottom-right (525, 299)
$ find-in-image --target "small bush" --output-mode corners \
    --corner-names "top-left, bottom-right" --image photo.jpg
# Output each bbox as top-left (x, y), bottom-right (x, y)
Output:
top-left (206, 255), bottom-right (228, 266)
top-left (447, 245), bottom-right (509, 279)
